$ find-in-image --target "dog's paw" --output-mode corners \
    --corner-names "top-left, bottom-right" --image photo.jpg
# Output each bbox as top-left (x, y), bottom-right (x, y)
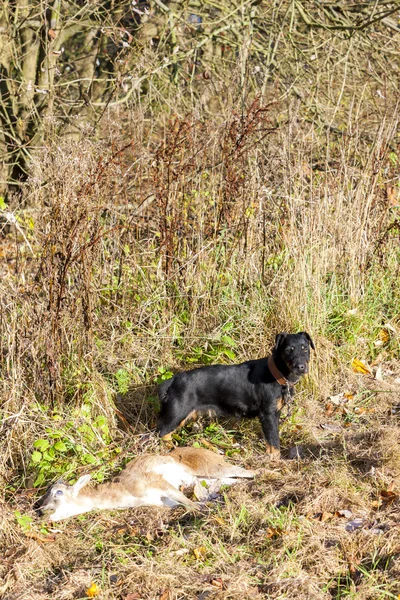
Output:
top-left (265, 443), bottom-right (281, 459)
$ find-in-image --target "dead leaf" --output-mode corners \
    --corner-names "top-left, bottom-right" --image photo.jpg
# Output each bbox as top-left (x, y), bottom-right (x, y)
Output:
top-left (125, 594), bottom-right (142, 600)
top-left (317, 511), bottom-right (334, 522)
top-left (328, 392), bottom-right (346, 405)
top-left (159, 590), bottom-right (170, 600)
top-left (379, 329), bottom-right (390, 343)
top-left (170, 548), bottom-right (189, 557)
top-left (213, 516), bottom-right (226, 526)
top-left (193, 480), bottom-right (210, 501)
top-left (320, 423), bottom-right (342, 432)
top-left (336, 509), bottom-right (352, 519)
top-left (374, 365), bottom-right (383, 381)
top-left (380, 489), bottom-right (398, 504)
top-left (345, 518), bottom-right (364, 532)
top-left (210, 578), bottom-right (224, 589)
top-left (386, 186), bottom-right (398, 205)
top-left (87, 583), bottom-right (101, 598)
top-left (25, 531), bottom-right (56, 543)
top-left (354, 406), bottom-right (375, 415)
top-left (48, 29), bottom-right (57, 40)
top-left (325, 402), bottom-right (335, 416)
top-left (352, 359), bottom-right (372, 375)
top-left (265, 526), bottom-right (285, 538)
top-left (193, 546), bottom-right (207, 560)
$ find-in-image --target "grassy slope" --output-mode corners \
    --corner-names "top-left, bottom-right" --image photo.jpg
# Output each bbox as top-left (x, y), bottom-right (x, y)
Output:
top-left (1, 1), bottom-right (400, 598)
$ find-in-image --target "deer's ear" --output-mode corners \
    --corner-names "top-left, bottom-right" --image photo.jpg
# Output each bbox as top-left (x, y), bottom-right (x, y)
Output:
top-left (72, 474), bottom-right (91, 497)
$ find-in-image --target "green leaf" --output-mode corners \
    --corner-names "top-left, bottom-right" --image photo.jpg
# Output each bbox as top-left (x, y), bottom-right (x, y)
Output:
top-left (221, 335), bottom-right (236, 348)
top-left (54, 441), bottom-right (67, 452)
top-left (0, 196), bottom-right (7, 210)
top-left (83, 453), bottom-right (97, 464)
top-left (15, 511), bottom-right (33, 531)
top-left (31, 451), bottom-right (42, 463)
top-left (34, 472), bottom-right (45, 487)
top-left (42, 451), bottom-right (55, 461)
top-left (33, 439), bottom-right (50, 451)
top-left (222, 348), bottom-right (236, 360)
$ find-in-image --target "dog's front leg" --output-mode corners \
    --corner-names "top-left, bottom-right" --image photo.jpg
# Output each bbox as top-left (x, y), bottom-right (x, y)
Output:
top-left (259, 410), bottom-right (280, 457)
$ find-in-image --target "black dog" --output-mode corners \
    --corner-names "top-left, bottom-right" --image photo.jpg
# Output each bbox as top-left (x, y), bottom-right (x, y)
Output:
top-left (157, 332), bottom-right (315, 455)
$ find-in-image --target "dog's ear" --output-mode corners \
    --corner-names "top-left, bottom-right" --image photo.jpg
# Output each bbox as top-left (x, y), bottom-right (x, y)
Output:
top-left (299, 331), bottom-right (315, 350)
top-left (274, 333), bottom-right (287, 349)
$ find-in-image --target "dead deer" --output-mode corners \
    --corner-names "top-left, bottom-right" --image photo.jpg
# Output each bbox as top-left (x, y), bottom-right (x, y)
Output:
top-left (35, 447), bottom-right (255, 521)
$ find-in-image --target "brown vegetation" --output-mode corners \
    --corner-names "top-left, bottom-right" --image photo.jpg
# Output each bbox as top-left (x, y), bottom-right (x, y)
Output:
top-left (1, 1), bottom-right (400, 598)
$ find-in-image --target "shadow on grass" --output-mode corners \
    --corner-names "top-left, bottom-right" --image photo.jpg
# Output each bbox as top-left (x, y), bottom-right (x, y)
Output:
top-left (114, 384), bottom-right (159, 435)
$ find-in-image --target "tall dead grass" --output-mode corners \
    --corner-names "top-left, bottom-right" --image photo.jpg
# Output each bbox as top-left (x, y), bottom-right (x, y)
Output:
top-left (2, 88), bottom-right (400, 421)
top-left (1, 9), bottom-right (400, 596)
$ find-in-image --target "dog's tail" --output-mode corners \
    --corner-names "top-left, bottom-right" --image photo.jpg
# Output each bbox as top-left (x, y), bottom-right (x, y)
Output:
top-left (158, 377), bottom-right (174, 405)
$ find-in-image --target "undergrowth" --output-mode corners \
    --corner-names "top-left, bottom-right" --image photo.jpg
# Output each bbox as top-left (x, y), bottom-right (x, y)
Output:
top-left (1, 5), bottom-right (400, 597)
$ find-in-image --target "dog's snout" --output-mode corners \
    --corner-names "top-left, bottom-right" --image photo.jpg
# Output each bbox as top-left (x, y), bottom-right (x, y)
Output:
top-left (298, 364), bottom-right (305, 371)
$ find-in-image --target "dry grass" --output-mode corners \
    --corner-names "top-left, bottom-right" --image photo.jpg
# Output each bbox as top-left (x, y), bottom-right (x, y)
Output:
top-left (2, 4), bottom-right (400, 598)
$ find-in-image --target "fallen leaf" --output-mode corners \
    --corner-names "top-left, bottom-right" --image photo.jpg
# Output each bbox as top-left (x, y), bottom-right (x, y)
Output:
top-left (352, 359), bottom-right (372, 375)
top-left (320, 423), bottom-right (342, 432)
top-left (354, 406), bottom-right (375, 415)
top-left (193, 546), bottom-right (207, 560)
top-left (213, 516), bottom-right (226, 526)
top-left (374, 365), bottom-right (383, 382)
top-left (317, 511), bottom-right (334, 523)
top-left (48, 29), bottom-right (57, 40)
top-left (380, 489), bottom-right (398, 504)
top-left (336, 509), bottom-right (352, 519)
top-left (370, 527), bottom-right (384, 535)
top-left (210, 578), bottom-right (224, 589)
top-left (159, 590), bottom-right (170, 600)
top-left (87, 583), bottom-right (101, 598)
top-left (170, 548), bottom-right (189, 557)
top-left (345, 518), bottom-right (364, 532)
top-left (25, 531), bottom-right (56, 543)
top-left (125, 594), bottom-right (142, 600)
top-left (325, 402), bottom-right (335, 416)
top-left (378, 329), bottom-right (390, 343)
top-left (265, 526), bottom-right (285, 538)
top-left (193, 480), bottom-right (210, 501)
top-left (328, 392), bottom-right (346, 406)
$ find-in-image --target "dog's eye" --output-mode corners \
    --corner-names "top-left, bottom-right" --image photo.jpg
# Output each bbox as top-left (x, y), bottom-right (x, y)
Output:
top-left (55, 489), bottom-right (64, 497)
top-left (289, 346), bottom-right (294, 352)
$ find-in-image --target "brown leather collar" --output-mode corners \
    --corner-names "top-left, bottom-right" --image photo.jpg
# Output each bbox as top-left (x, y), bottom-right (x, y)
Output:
top-left (268, 355), bottom-right (295, 386)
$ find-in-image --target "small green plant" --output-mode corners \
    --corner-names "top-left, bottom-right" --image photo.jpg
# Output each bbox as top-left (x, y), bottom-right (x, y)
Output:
top-left (14, 511), bottom-right (33, 533)
top-left (115, 368), bottom-right (131, 395)
top-left (155, 366), bottom-right (174, 385)
top-left (29, 406), bottom-right (116, 487)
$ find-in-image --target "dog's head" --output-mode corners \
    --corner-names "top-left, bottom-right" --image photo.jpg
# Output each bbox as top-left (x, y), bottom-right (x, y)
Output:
top-left (273, 331), bottom-right (315, 380)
